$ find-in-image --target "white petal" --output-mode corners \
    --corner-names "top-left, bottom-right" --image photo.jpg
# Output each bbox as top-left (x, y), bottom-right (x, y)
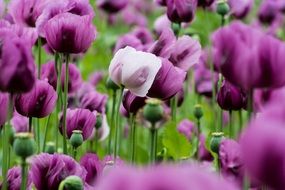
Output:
top-left (109, 46), bottom-right (136, 85)
top-left (121, 51), bottom-right (162, 97)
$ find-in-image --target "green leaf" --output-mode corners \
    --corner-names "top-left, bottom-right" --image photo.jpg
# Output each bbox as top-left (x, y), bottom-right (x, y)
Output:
top-left (162, 122), bottom-right (192, 160)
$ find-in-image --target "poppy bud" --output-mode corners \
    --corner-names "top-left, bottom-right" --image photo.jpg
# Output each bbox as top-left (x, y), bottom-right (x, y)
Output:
top-left (143, 99), bottom-right (164, 124)
top-left (95, 114), bottom-right (103, 129)
top-left (217, 80), bottom-right (247, 111)
top-left (194, 104), bottom-right (203, 119)
top-left (216, 0), bottom-right (230, 16)
top-left (13, 133), bottom-right (36, 159)
top-left (58, 176), bottom-right (84, 190)
top-left (45, 142), bottom-right (56, 154)
top-left (210, 132), bottom-right (224, 154)
top-left (70, 130), bottom-right (83, 149)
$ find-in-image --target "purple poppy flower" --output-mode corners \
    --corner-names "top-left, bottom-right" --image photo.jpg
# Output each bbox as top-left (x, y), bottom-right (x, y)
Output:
top-left (44, 12), bottom-right (96, 54)
top-left (212, 21), bottom-right (285, 90)
top-left (147, 58), bottom-right (186, 100)
top-left (77, 82), bottom-right (94, 100)
top-left (0, 92), bottom-right (8, 126)
top-left (131, 27), bottom-right (153, 45)
top-left (8, 0), bottom-right (48, 27)
top-left (169, 35), bottom-right (202, 72)
top-left (0, 35), bottom-right (36, 93)
top-left (153, 15), bottom-right (172, 36)
top-left (194, 57), bottom-right (218, 98)
top-left (114, 34), bottom-right (144, 53)
top-left (11, 111), bottom-right (29, 133)
top-left (0, 166), bottom-right (32, 190)
top-left (36, 0), bottom-right (94, 37)
top-left (41, 61), bottom-right (82, 93)
top-left (166, 0), bottom-right (198, 23)
top-left (258, 0), bottom-right (279, 24)
top-left (240, 117), bottom-right (285, 189)
top-left (122, 90), bottom-right (146, 115)
top-left (219, 139), bottom-right (244, 186)
top-left (89, 71), bottom-right (104, 86)
top-left (121, 7), bottom-right (148, 27)
top-left (177, 119), bottom-right (196, 140)
top-left (217, 80), bottom-right (247, 111)
top-left (80, 153), bottom-right (103, 187)
top-left (149, 28), bottom-right (176, 58)
top-left (228, 0), bottom-right (253, 19)
top-left (15, 80), bottom-right (57, 118)
top-left (80, 91), bottom-right (108, 113)
top-left (30, 153), bottom-right (87, 190)
top-left (0, 21), bottom-right (38, 47)
top-left (97, 0), bottom-right (128, 13)
top-left (96, 166), bottom-right (138, 190)
top-left (60, 108), bottom-right (96, 140)
top-left (254, 87), bottom-right (285, 112)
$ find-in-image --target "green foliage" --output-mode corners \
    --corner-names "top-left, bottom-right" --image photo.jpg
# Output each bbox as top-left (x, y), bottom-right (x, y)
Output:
top-left (162, 122), bottom-right (193, 160)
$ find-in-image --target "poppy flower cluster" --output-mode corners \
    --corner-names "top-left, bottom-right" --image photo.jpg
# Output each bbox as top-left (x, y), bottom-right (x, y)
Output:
top-left (1, 0), bottom-right (285, 190)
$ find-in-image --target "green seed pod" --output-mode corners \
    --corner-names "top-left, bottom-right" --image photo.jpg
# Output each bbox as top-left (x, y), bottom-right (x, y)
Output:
top-left (58, 176), bottom-right (84, 190)
top-left (210, 132), bottom-right (224, 154)
top-left (143, 99), bottom-right (164, 124)
top-left (45, 142), bottom-right (56, 154)
top-left (95, 114), bottom-right (103, 129)
top-left (106, 77), bottom-right (120, 91)
top-left (216, 0), bottom-right (230, 16)
top-left (194, 104), bottom-right (203, 120)
top-left (70, 130), bottom-right (83, 149)
top-left (13, 133), bottom-right (36, 159)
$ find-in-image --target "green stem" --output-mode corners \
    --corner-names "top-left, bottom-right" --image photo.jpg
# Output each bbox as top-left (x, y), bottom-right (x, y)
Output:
top-left (243, 175), bottom-right (249, 190)
top-left (62, 54), bottom-right (69, 154)
top-left (94, 130), bottom-right (99, 153)
top-left (150, 124), bottom-right (158, 164)
top-left (36, 118), bottom-right (40, 153)
top-left (238, 110), bottom-right (243, 135)
top-left (130, 114), bottom-right (137, 164)
top-left (171, 96), bottom-right (178, 123)
top-left (229, 110), bottom-right (233, 138)
top-left (218, 74), bottom-right (224, 132)
top-left (73, 148), bottom-right (77, 160)
top-left (55, 53), bottom-right (61, 150)
top-left (28, 117), bottom-right (32, 132)
top-left (113, 88), bottom-right (124, 161)
top-left (20, 159), bottom-right (27, 190)
top-left (209, 52), bottom-right (217, 132)
top-left (221, 16), bottom-right (225, 27)
top-left (42, 115), bottom-right (51, 152)
top-left (196, 119), bottom-right (201, 160)
top-left (247, 89), bottom-right (253, 121)
top-left (2, 95), bottom-right (13, 190)
top-left (37, 38), bottom-right (42, 79)
top-left (2, 123), bottom-right (8, 190)
top-left (108, 90), bottom-right (117, 154)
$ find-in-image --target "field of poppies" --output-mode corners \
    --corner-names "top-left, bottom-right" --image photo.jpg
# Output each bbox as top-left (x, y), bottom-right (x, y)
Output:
top-left (0, 0), bottom-right (285, 189)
